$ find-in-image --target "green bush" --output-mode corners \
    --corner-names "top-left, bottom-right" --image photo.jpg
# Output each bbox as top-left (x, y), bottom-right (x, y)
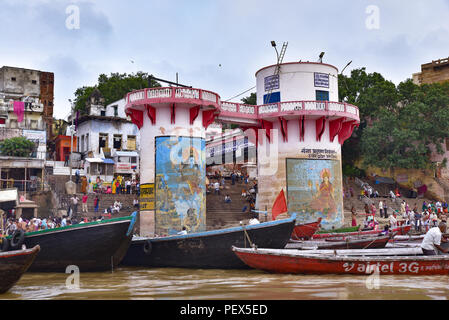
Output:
top-left (0, 137), bottom-right (36, 157)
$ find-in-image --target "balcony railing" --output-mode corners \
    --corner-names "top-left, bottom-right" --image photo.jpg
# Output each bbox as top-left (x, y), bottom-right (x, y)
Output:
top-left (219, 100), bottom-right (359, 119)
top-left (126, 87), bottom-right (221, 107)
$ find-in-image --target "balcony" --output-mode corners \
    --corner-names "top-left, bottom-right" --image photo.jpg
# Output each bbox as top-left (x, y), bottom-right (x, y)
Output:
top-left (126, 87), bottom-right (221, 109)
top-left (217, 100), bottom-right (359, 124)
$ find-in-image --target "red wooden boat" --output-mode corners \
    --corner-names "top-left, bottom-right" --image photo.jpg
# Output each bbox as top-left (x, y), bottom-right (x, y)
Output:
top-left (286, 235), bottom-right (390, 250)
top-left (291, 218), bottom-right (322, 240)
top-left (0, 245), bottom-right (40, 293)
top-left (232, 246), bottom-right (449, 275)
top-left (312, 225), bottom-right (411, 240)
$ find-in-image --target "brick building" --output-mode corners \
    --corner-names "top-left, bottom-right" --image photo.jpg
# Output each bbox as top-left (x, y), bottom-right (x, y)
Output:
top-left (413, 56), bottom-right (449, 85)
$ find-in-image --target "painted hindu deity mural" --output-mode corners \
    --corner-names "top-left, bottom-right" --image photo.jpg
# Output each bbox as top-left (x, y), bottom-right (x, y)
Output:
top-left (286, 158), bottom-right (343, 229)
top-left (155, 136), bottom-right (206, 236)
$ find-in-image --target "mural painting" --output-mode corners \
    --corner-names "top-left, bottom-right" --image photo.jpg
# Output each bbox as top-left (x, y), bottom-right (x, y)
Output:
top-left (155, 136), bottom-right (206, 236)
top-left (286, 158), bottom-right (343, 229)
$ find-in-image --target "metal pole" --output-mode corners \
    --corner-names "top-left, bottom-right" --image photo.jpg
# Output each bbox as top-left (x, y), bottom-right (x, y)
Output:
top-left (70, 103), bottom-right (74, 182)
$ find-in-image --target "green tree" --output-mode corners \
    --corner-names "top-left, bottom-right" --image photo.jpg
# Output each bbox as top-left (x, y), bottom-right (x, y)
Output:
top-left (241, 92), bottom-right (257, 105)
top-left (359, 80), bottom-right (449, 170)
top-left (0, 137), bottom-right (36, 157)
top-left (74, 72), bottom-right (161, 113)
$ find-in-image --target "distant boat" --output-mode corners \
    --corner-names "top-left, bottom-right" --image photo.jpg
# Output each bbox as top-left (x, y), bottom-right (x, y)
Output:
top-left (291, 218), bottom-right (321, 240)
top-left (312, 225), bottom-right (411, 239)
top-left (121, 216), bottom-right (296, 269)
top-left (4, 212), bottom-right (137, 272)
top-left (286, 234), bottom-right (390, 250)
top-left (233, 246), bottom-right (449, 275)
top-left (0, 246), bottom-right (40, 293)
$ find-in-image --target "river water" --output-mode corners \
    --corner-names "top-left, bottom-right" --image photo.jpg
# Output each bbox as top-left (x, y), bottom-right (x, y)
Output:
top-left (2, 267), bottom-right (448, 300)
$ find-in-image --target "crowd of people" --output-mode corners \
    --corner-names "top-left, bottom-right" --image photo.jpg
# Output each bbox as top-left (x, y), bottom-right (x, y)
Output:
top-left (1, 215), bottom-right (107, 236)
top-left (74, 171), bottom-right (140, 196)
top-left (351, 195), bottom-right (448, 234)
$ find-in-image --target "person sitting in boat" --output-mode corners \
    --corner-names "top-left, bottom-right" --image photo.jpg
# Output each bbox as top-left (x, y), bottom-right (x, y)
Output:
top-left (421, 222), bottom-right (449, 255)
top-left (178, 226), bottom-right (188, 235)
top-left (249, 213), bottom-right (260, 225)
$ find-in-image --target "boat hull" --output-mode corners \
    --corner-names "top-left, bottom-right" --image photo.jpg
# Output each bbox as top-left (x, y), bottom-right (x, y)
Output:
top-left (0, 246), bottom-right (40, 293)
top-left (121, 218), bottom-right (296, 269)
top-left (233, 247), bottom-right (449, 275)
top-left (291, 218), bottom-right (321, 240)
top-left (312, 225), bottom-right (411, 239)
top-left (20, 215), bottom-right (136, 272)
top-left (287, 235), bottom-right (390, 250)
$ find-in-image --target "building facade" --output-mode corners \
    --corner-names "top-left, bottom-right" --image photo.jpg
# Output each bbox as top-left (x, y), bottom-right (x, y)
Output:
top-left (0, 66), bottom-right (51, 161)
top-left (125, 61), bottom-right (360, 235)
top-left (75, 91), bottom-right (141, 182)
top-left (412, 57), bottom-right (449, 85)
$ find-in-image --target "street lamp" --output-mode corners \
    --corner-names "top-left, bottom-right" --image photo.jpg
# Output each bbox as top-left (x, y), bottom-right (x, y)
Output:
top-left (68, 99), bottom-right (74, 182)
top-left (341, 60), bottom-right (352, 75)
top-left (319, 52), bottom-right (325, 63)
top-left (271, 41), bottom-right (279, 61)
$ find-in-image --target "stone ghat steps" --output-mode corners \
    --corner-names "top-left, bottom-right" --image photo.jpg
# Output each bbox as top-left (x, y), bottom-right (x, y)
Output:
top-left (206, 179), bottom-right (255, 229)
top-left (61, 193), bottom-right (138, 218)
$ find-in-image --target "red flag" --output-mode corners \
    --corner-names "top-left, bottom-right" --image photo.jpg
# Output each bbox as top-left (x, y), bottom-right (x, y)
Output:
top-left (272, 189), bottom-right (288, 220)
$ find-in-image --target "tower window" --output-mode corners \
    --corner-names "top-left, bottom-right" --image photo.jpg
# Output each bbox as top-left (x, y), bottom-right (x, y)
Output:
top-left (315, 90), bottom-right (329, 101)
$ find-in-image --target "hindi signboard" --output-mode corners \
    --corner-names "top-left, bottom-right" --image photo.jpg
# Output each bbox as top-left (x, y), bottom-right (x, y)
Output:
top-left (140, 183), bottom-right (155, 210)
top-left (264, 74), bottom-right (280, 91)
top-left (314, 72), bottom-right (329, 88)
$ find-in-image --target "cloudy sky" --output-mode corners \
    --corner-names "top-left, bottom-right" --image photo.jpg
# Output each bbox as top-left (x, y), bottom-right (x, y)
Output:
top-left (1, 0), bottom-right (448, 119)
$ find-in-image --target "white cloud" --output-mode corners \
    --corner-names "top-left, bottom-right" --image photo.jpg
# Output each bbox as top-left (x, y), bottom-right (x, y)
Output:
top-left (0, 0), bottom-right (448, 118)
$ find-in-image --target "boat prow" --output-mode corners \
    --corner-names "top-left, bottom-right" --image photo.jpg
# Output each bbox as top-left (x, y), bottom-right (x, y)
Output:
top-left (0, 245), bottom-right (40, 293)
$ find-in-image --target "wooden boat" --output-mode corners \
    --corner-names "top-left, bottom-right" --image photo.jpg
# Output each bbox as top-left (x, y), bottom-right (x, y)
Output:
top-left (232, 246), bottom-right (449, 275)
top-left (4, 212), bottom-right (138, 272)
top-left (315, 225), bottom-right (359, 235)
top-left (0, 246), bottom-right (40, 293)
top-left (120, 216), bottom-right (296, 269)
top-left (291, 218), bottom-right (321, 240)
top-left (286, 235), bottom-right (390, 250)
top-left (312, 225), bottom-right (411, 239)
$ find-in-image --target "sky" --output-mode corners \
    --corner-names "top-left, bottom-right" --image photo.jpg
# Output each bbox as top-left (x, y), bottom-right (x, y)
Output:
top-left (0, 0), bottom-right (448, 119)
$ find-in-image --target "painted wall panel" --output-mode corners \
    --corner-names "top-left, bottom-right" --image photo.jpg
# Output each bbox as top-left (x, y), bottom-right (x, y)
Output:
top-left (286, 158), bottom-right (343, 229)
top-left (155, 136), bottom-right (206, 236)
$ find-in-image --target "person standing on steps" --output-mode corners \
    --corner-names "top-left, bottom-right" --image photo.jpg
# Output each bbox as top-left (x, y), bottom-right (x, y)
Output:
top-left (82, 193), bottom-right (88, 213)
top-left (379, 200), bottom-right (383, 218)
top-left (94, 195), bottom-right (100, 214)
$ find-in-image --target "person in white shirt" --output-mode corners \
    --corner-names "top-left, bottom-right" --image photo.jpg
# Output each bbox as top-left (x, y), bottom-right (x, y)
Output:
top-left (430, 212), bottom-right (438, 227)
top-left (389, 213), bottom-right (398, 229)
top-left (389, 190), bottom-right (396, 200)
top-left (214, 181), bottom-right (220, 195)
top-left (421, 222), bottom-right (448, 255)
top-left (249, 217), bottom-right (260, 225)
top-left (378, 201), bottom-right (384, 218)
top-left (177, 226), bottom-right (188, 235)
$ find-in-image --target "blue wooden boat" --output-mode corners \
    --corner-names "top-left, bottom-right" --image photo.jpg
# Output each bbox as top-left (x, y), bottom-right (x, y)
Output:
top-left (120, 216), bottom-right (296, 269)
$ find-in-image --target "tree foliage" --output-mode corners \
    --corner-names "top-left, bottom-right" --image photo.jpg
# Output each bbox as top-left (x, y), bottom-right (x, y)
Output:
top-left (339, 67), bottom-right (449, 170)
top-left (241, 92), bottom-right (257, 105)
top-left (74, 72), bottom-right (161, 113)
top-left (0, 137), bottom-right (36, 157)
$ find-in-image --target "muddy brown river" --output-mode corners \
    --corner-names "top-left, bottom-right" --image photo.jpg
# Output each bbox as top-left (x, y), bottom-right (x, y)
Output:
top-left (1, 267), bottom-right (448, 300)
